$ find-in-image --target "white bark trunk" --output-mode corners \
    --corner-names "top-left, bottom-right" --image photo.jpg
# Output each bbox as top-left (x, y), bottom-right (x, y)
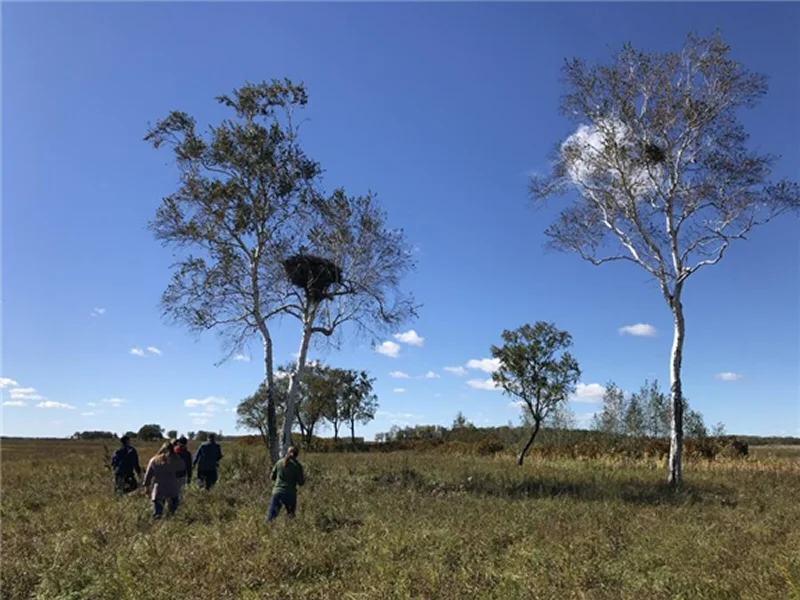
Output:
top-left (261, 330), bottom-right (280, 464)
top-left (280, 311), bottom-right (315, 456)
top-left (668, 291), bottom-right (686, 487)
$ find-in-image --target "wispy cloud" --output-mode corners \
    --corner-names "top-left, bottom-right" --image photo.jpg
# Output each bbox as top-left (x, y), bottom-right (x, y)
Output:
top-left (146, 346), bottom-right (162, 356)
top-left (87, 402), bottom-right (97, 407)
top-left (444, 366), bottom-right (468, 377)
top-left (424, 371), bottom-right (440, 379)
top-left (393, 388), bottom-right (406, 393)
top-left (9, 387), bottom-right (44, 401)
top-left (466, 358), bottom-right (501, 373)
top-left (375, 341), bottom-right (401, 358)
top-left (188, 411), bottom-right (214, 418)
top-left (233, 354), bottom-right (250, 362)
top-left (394, 330), bottom-right (424, 347)
top-left (102, 398), bottom-right (126, 407)
top-left (389, 371), bottom-right (410, 379)
top-left (37, 401), bottom-right (76, 410)
top-left (81, 411), bottom-right (96, 416)
top-left (0, 377), bottom-right (19, 389)
top-left (467, 378), bottom-right (499, 391)
top-left (573, 383), bottom-right (605, 403)
top-left (130, 347), bottom-right (146, 357)
top-left (2, 400), bottom-right (27, 407)
top-left (91, 308), bottom-right (106, 317)
top-left (377, 410), bottom-right (424, 420)
top-left (184, 396), bottom-right (228, 408)
top-left (716, 372), bottom-right (743, 382)
top-left (618, 323), bottom-right (657, 337)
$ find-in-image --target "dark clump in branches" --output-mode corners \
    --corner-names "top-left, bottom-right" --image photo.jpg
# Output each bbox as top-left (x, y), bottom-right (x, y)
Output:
top-left (643, 143), bottom-right (666, 165)
top-left (283, 253), bottom-right (343, 303)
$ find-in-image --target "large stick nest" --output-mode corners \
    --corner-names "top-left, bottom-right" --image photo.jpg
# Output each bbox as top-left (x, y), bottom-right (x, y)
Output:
top-left (283, 254), bottom-right (343, 303)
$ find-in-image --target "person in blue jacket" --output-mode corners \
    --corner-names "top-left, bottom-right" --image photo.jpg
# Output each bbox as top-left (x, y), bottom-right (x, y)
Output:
top-left (193, 433), bottom-right (223, 489)
top-left (111, 435), bottom-right (142, 495)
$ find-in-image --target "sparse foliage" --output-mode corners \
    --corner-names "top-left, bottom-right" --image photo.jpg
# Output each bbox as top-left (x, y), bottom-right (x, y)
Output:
top-left (452, 411), bottom-right (474, 430)
top-left (491, 322), bottom-right (581, 466)
top-left (529, 32), bottom-right (799, 485)
top-left (592, 382), bottom-right (627, 435)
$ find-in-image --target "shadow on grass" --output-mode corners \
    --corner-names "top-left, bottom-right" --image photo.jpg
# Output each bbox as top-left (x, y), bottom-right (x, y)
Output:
top-left (371, 467), bottom-right (737, 508)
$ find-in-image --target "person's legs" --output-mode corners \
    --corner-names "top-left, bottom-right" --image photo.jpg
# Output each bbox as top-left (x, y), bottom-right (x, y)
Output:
top-left (284, 494), bottom-right (297, 518)
top-left (168, 496), bottom-right (180, 515)
top-left (207, 469), bottom-right (218, 489)
top-left (153, 499), bottom-right (164, 519)
top-left (265, 494), bottom-right (284, 523)
top-left (197, 470), bottom-right (208, 488)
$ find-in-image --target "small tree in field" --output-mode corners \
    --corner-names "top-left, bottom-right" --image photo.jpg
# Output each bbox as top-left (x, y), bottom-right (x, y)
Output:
top-left (339, 369), bottom-right (378, 445)
top-left (491, 322), bottom-right (581, 466)
top-left (592, 382), bottom-right (627, 435)
top-left (137, 424), bottom-right (164, 441)
top-left (529, 33), bottom-right (799, 485)
top-left (167, 429), bottom-right (178, 440)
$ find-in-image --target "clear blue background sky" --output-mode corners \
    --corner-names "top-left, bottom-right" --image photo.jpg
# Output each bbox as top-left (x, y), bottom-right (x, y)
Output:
top-left (3, 2), bottom-right (798, 439)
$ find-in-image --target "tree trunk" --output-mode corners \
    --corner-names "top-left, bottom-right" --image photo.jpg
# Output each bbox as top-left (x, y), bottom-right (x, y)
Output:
top-left (350, 419), bottom-right (356, 445)
top-left (668, 293), bottom-right (686, 487)
top-left (261, 330), bottom-right (280, 464)
top-left (517, 419), bottom-right (541, 466)
top-left (333, 422), bottom-right (339, 443)
top-left (281, 308), bottom-right (316, 456)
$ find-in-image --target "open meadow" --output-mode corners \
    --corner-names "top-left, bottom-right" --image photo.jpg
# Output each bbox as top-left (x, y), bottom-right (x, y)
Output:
top-left (2, 438), bottom-right (799, 600)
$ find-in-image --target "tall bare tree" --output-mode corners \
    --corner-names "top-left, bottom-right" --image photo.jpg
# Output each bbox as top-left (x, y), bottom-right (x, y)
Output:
top-left (277, 191), bottom-right (417, 454)
top-left (491, 322), bottom-right (581, 466)
top-left (529, 33), bottom-right (799, 485)
top-left (145, 80), bottom-right (320, 464)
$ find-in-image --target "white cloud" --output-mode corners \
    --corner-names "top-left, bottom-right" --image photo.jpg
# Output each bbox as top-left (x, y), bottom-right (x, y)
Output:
top-left (130, 347), bottom-right (146, 357)
top-left (716, 372), bottom-right (743, 382)
top-left (393, 388), bottom-right (406, 393)
top-left (0, 377), bottom-right (19, 389)
top-left (188, 411), bottom-right (214, 418)
top-left (377, 411), bottom-right (424, 420)
top-left (574, 383), bottom-right (605, 403)
top-left (36, 401), bottom-right (76, 410)
top-left (91, 308), bottom-right (106, 317)
top-left (389, 371), bottom-right (410, 379)
top-left (562, 118), bottom-right (662, 197)
top-left (424, 371), bottom-right (440, 379)
top-left (394, 330), bottom-right (424, 347)
top-left (2, 400), bottom-right (27, 407)
top-left (466, 358), bottom-right (501, 373)
top-left (375, 341), bottom-right (401, 358)
top-left (467, 378), bottom-right (500, 391)
top-left (9, 387), bottom-right (44, 401)
top-left (81, 411), bottom-right (96, 416)
top-left (102, 398), bottom-right (126, 407)
top-left (275, 370), bottom-right (291, 380)
top-left (87, 402), bottom-right (97, 407)
top-left (233, 354), bottom-right (250, 362)
top-left (444, 366), bottom-right (468, 377)
top-left (183, 396), bottom-right (228, 408)
top-left (146, 346), bottom-right (162, 356)
top-left (618, 323), bottom-right (658, 337)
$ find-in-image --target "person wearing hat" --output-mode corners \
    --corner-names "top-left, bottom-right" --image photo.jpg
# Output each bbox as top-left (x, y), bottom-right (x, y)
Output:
top-left (111, 435), bottom-right (142, 495)
top-left (265, 446), bottom-right (306, 523)
top-left (173, 436), bottom-right (193, 493)
top-left (193, 432), bottom-right (223, 490)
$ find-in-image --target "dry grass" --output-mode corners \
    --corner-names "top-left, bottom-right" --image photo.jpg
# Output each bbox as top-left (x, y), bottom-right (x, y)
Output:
top-left (2, 439), bottom-right (799, 599)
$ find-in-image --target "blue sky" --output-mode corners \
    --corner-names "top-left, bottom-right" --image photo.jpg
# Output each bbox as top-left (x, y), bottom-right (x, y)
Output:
top-left (3, 2), bottom-right (798, 440)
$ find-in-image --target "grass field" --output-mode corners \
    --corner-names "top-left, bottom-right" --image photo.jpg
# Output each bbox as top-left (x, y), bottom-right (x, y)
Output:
top-left (2, 439), bottom-right (799, 600)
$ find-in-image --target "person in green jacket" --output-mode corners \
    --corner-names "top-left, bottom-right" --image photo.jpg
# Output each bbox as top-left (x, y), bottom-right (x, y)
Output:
top-left (265, 446), bottom-right (305, 523)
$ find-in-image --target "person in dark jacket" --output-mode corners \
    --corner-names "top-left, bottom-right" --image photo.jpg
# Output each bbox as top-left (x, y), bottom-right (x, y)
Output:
top-left (193, 433), bottom-right (223, 490)
top-left (265, 446), bottom-right (305, 523)
top-left (111, 435), bottom-right (142, 495)
top-left (173, 436), bottom-right (193, 492)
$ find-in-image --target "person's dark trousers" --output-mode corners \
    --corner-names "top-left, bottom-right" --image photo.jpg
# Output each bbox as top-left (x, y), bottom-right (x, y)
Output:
top-left (197, 469), bottom-right (218, 490)
top-left (115, 473), bottom-right (138, 495)
top-left (153, 497), bottom-right (180, 519)
top-left (265, 492), bottom-right (297, 523)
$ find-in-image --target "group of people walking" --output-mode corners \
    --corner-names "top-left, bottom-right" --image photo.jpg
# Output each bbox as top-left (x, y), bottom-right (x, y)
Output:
top-left (109, 434), bottom-right (305, 523)
top-left (110, 433), bottom-right (225, 518)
